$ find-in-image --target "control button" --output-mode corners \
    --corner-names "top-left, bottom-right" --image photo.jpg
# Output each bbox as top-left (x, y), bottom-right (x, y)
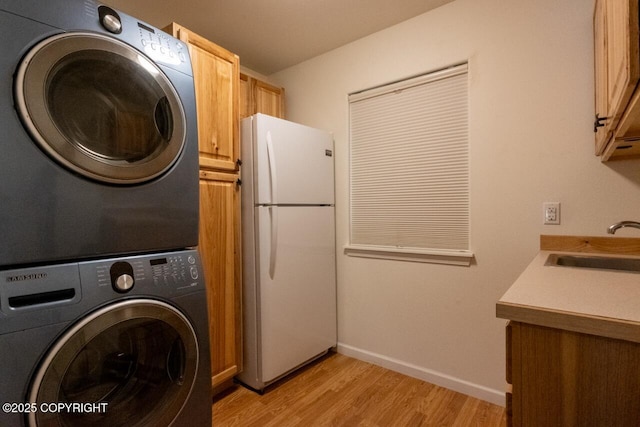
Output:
top-left (115, 274), bottom-right (134, 292)
top-left (188, 255), bottom-right (196, 264)
top-left (190, 266), bottom-right (198, 280)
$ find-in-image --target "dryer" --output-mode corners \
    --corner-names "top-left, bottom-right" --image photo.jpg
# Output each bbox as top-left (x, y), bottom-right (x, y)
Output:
top-left (0, 0), bottom-right (199, 268)
top-left (0, 249), bottom-right (211, 427)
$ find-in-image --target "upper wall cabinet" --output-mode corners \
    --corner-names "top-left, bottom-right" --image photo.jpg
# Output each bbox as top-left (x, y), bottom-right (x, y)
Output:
top-left (240, 73), bottom-right (285, 119)
top-left (165, 23), bottom-right (240, 171)
top-left (593, 0), bottom-right (640, 160)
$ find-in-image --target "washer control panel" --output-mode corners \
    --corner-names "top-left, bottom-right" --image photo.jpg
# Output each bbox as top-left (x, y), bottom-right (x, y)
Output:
top-left (0, 250), bottom-right (203, 329)
top-left (149, 253), bottom-right (199, 287)
top-left (84, 249), bottom-right (202, 297)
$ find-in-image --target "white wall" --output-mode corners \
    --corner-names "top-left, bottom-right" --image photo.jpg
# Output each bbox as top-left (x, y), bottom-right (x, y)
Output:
top-left (271, 0), bottom-right (640, 405)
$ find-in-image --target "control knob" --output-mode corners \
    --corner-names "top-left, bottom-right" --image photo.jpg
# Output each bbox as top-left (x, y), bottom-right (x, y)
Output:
top-left (115, 274), bottom-right (134, 292)
top-left (98, 6), bottom-right (122, 34)
top-left (110, 261), bottom-right (134, 293)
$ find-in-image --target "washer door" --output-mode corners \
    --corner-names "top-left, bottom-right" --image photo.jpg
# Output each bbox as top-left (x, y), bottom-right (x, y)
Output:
top-left (15, 32), bottom-right (186, 184)
top-left (28, 300), bottom-right (198, 427)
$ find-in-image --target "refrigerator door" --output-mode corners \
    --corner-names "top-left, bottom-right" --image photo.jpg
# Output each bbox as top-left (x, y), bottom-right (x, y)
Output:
top-left (253, 114), bottom-right (334, 205)
top-left (256, 205), bottom-right (337, 383)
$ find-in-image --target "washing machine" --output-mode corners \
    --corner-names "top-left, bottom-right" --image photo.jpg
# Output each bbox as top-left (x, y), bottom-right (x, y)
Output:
top-left (0, 248), bottom-right (211, 426)
top-left (0, 0), bottom-right (199, 268)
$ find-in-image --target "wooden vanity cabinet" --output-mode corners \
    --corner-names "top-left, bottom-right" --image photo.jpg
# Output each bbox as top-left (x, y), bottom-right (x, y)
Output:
top-left (506, 321), bottom-right (640, 426)
top-left (593, 0), bottom-right (640, 160)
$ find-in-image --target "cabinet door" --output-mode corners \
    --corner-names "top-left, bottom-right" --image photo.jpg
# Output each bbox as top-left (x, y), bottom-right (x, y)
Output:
top-left (510, 322), bottom-right (640, 426)
top-left (168, 24), bottom-right (240, 172)
top-left (606, 0), bottom-right (639, 122)
top-left (199, 171), bottom-right (242, 388)
top-left (253, 79), bottom-right (285, 119)
top-left (594, 0), bottom-right (610, 154)
top-left (239, 73), bottom-right (286, 119)
top-left (594, 0), bottom-right (640, 155)
top-left (239, 73), bottom-right (253, 119)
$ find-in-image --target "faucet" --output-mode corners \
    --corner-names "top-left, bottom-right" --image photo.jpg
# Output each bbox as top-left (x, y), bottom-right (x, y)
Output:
top-left (607, 221), bottom-right (640, 234)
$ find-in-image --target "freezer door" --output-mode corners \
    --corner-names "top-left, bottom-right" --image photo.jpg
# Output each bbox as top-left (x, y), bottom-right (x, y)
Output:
top-left (256, 205), bottom-right (336, 383)
top-left (253, 114), bottom-right (334, 205)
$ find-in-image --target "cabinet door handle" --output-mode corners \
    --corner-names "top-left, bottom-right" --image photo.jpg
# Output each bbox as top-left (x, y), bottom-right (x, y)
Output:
top-left (594, 113), bottom-right (608, 132)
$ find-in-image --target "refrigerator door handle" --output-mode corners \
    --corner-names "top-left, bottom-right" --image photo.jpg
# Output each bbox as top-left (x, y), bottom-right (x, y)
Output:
top-left (269, 206), bottom-right (278, 279)
top-left (266, 131), bottom-right (278, 205)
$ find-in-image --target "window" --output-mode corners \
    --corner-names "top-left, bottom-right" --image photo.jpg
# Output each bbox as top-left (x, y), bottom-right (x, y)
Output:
top-left (345, 63), bottom-right (472, 265)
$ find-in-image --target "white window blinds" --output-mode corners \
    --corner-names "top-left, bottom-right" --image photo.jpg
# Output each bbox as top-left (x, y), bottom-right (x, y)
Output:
top-left (348, 64), bottom-right (470, 261)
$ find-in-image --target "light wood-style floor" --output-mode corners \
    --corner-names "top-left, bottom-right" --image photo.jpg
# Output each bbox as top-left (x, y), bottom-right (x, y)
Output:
top-left (213, 352), bottom-right (507, 426)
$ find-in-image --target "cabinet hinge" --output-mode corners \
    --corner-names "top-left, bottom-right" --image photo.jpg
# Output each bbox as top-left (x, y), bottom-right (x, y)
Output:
top-left (594, 113), bottom-right (608, 132)
top-left (236, 178), bottom-right (242, 186)
top-left (236, 159), bottom-right (243, 168)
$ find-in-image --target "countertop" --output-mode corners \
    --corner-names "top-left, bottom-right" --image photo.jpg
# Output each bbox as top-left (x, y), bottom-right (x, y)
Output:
top-left (496, 235), bottom-right (640, 343)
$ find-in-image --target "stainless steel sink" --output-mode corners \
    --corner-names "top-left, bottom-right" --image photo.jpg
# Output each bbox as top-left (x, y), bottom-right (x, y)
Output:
top-left (545, 253), bottom-right (640, 273)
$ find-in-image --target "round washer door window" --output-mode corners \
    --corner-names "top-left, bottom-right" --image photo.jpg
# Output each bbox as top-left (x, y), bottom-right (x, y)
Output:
top-left (28, 299), bottom-right (199, 427)
top-left (15, 32), bottom-right (186, 184)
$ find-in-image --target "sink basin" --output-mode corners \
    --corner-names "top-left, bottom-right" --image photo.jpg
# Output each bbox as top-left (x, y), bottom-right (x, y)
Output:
top-left (545, 254), bottom-right (640, 273)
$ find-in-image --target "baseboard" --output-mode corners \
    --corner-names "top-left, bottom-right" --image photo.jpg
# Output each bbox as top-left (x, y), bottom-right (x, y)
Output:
top-left (336, 343), bottom-right (506, 407)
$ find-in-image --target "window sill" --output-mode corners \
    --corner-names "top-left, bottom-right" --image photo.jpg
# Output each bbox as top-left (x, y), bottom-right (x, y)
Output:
top-left (344, 245), bottom-right (474, 266)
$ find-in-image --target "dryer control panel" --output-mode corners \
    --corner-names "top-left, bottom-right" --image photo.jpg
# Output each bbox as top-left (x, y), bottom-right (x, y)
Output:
top-left (96, 4), bottom-right (187, 66)
top-left (137, 22), bottom-right (187, 66)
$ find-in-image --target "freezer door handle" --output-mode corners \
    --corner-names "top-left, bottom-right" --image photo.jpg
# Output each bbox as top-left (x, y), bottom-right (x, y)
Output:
top-left (269, 206), bottom-right (278, 279)
top-left (266, 131), bottom-right (278, 205)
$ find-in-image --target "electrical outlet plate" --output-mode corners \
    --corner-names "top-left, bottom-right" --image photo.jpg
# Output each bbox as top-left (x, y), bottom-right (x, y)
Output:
top-left (543, 202), bottom-right (560, 225)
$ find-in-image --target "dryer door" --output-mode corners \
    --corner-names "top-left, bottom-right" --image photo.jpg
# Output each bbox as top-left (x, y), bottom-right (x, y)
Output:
top-left (28, 299), bottom-right (199, 427)
top-left (15, 32), bottom-right (186, 184)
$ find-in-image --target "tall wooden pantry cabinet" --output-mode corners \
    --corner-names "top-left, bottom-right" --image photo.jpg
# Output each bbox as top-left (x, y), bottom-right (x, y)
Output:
top-left (164, 22), bottom-right (242, 392)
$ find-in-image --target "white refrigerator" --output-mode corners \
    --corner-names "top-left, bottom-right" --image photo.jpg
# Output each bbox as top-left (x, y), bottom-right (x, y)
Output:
top-left (237, 113), bottom-right (337, 391)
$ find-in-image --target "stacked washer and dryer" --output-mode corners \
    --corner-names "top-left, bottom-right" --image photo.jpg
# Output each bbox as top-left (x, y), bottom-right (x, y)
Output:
top-left (0, 1), bottom-right (211, 426)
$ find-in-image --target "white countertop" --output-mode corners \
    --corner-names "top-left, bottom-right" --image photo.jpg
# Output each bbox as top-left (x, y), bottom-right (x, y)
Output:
top-left (497, 249), bottom-right (640, 343)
